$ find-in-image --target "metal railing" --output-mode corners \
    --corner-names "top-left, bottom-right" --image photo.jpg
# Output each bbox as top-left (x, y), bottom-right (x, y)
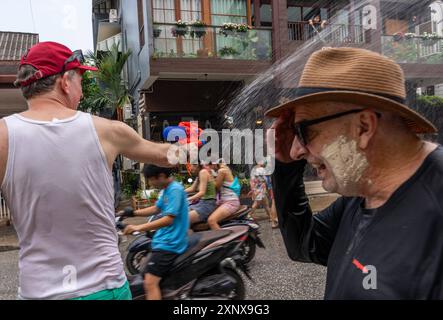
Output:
top-left (0, 191), bottom-right (10, 221)
top-left (288, 21), bottom-right (366, 44)
top-left (151, 23), bottom-right (272, 61)
top-left (381, 35), bottom-right (443, 64)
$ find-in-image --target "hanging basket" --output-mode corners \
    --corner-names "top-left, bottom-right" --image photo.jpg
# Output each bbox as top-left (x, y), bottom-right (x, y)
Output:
top-left (172, 26), bottom-right (188, 37)
top-left (153, 28), bottom-right (162, 38)
top-left (190, 27), bottom-right (206, 38)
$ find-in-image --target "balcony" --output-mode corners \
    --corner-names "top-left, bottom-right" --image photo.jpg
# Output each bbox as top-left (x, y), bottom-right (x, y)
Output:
top-left (151, 23), bottom-right (272, 61)
top-left (97, 32), bottom-right (122, 51)
top-left (381, 35), bottom-right (443, 64)
top-left (288, 21), bottom-right (367, 44)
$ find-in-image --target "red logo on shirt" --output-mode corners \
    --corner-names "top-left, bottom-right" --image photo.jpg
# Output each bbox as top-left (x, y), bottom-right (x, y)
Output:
top-left (352, 258), bottom-right (368, 273)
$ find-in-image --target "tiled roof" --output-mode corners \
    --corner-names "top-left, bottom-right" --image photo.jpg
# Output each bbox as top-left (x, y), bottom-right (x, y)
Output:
top-left (0, 32), bottom-right (39, 61)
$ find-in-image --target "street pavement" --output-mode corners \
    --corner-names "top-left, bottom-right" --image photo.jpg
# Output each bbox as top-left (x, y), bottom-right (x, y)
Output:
top-left (0, 216), bottom-right (327, 300)
top-left (0, 180), bottom-right (337, 300)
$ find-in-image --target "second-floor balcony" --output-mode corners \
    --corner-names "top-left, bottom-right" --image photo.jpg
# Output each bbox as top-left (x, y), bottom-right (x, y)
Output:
top-left (97, 32), bottom-right (122, 52)
top-left (288, 21), bottom-right (367, 44)
top-left (382, 34), bottom-right (443, 64)
top-left (151, 23), bottom-right (272, 61)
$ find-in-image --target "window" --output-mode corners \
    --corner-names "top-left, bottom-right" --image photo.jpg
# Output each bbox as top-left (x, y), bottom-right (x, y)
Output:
top-left (138, 0), bottom-right (145, 47)
top-left (252, 0), bottom-right (272, 27)
top-left (152, 0), bottom-right (175, 23)
top-left (211, 0), bottom-right (248, 25)
top-left (180, 0), bottom-right (201, 21)
top-left (181, 0), bottom-right (202, 56)
top-left (93, 0), bottom-right (117, 14)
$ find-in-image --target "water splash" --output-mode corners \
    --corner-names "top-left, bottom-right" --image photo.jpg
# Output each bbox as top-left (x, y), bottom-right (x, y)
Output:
top-left (223, 0), bottom-right (441, 131)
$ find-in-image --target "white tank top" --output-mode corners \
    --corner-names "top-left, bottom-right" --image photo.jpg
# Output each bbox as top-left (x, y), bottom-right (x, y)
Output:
top-left (2, 112), bottom-right (126, 299)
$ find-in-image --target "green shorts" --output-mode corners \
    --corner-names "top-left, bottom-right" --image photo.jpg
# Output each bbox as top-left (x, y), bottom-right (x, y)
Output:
top-left (70, 281), bottom-right (132, 300)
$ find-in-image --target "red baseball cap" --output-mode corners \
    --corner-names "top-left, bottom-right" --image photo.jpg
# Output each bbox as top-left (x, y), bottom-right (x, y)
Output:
top-left (17, 41), bottom-right (98, 87)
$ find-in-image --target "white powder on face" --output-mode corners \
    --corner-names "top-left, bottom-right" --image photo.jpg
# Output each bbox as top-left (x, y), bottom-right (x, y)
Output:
top-left (320, 135), bottom-right (369, 193)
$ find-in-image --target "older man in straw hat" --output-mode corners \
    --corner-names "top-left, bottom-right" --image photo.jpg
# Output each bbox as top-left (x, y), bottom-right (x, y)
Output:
top-left (266, 47), bottom-right (443, 299)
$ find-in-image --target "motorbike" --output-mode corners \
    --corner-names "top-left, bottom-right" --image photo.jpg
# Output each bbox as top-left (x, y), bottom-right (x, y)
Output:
top-left (119, 205), bottom-right (265, 275)
top-left (116, 217), bottom-right (252, 300)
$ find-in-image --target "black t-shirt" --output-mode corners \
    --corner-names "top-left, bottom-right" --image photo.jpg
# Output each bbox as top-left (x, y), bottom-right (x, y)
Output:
top-left (272, 145), bottom-right (443, 299)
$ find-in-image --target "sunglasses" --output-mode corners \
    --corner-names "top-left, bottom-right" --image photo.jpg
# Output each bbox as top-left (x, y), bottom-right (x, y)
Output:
top-left (61, 50), bottom-right (84, 73)
top-left (292, 109), bottom-right (381, 147)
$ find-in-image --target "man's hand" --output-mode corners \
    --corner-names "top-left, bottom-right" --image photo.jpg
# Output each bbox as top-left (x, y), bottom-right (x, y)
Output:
top-left (123, 225), bottom-right (140, 235)
top-left (267, 110), bottom-right (295, 163)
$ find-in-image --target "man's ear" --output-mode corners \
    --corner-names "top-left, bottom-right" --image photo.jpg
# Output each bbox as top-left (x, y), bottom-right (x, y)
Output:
top-left (356, 110), bottom-right (379, 150)
top-left (59, 72), bottom-right (71, 94)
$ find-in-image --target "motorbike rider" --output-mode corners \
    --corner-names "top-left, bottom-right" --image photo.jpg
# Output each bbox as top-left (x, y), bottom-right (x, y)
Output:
top-left (185, 162), bottom-right (218, 225)
top-left (123, 165), bottom-right (189, 300)
top-left (207, 159), bottom-right (241, 230)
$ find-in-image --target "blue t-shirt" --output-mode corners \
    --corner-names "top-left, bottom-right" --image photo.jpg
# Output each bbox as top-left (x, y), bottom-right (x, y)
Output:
top-left (151, 181), bottom-right (189, 254)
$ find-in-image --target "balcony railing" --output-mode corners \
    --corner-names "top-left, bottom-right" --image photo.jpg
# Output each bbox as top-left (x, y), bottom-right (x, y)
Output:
top-left (381, 35), bottom-right (443, 64)
top-left (288, 21), bottom-right (366, 44)
top-left (151, 23), bottom-right (272, 61)
top-left (97, 32), bottom-right (122, 51)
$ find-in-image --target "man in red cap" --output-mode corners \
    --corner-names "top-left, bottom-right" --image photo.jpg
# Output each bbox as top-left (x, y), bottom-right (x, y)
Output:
top-left (0, 42), bottom-right (174, 300)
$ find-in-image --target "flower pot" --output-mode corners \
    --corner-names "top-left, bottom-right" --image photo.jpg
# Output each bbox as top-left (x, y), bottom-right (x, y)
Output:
top-left (172, 26), bottom-right (187, 37)
top-left (191, 27), bottom-right (206, 38)
top-left (153, 28), bottom-right (162, 38)
top-left (220, 29), bottom-right (235, 37)
top-left (197, 48), bottom-right (209, 57)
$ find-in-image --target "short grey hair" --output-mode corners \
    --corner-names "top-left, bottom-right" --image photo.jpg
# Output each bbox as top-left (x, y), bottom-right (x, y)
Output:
top-left (14, 65), bottom-right (76, 100)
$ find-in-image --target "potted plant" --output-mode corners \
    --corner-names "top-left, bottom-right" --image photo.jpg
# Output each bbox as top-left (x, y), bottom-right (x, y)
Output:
top-left (219, 46), bottom-right (239, 59)
top-left (189, 20), bottom-right (207, 38)
top-left (421, 32), bottom-right (439, 46)
top-left (236, 23), bottom-right (251, 33)
top-left (148, 190), bottom-right (159, 205)
top-left (404, 32), bottom-right (416, 40)
top-left (153, 24), bottom-right (162, 38)
top-left (171, 20), bottom-right (188, 37)
top-left (219, 22), bottom-right (238, 37)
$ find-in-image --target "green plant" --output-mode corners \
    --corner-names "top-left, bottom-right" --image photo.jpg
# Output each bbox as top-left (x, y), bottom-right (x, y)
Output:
top-left (122, 172), bottom-right (140, 198)
top-left (84, 43), bottom-right (132, 118)
top-left (189, 20), bottom-right (207, 38)
top-left (153, 25), bottom-right (162, 38)
top-left (219, 46), bottom-right (239, 57)
top-left (236, 23), bottom-right (250, 33)
top-left (382, 38), bottom-right (418, 63)
top-left (172, 20), bottom-right (188, 37)
top-left (421, 32), bottom-right (439, 41)
top-left (417, 95), bottom-right (443, 107)
top-left (219, 23), bottom-right (251, 37)
top-left (78, 73), bottom-right (105, 114)
top-left (149, 190), bottom-right (159, 201)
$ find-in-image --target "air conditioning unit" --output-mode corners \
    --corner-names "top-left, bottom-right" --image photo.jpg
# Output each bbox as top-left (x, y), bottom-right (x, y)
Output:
top-left (109, 9), bottom-right (118, 23)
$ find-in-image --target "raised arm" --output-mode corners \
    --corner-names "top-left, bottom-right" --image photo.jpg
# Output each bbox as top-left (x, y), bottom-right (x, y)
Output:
top-left (268, 110), bottom-right (343, 266)
top-left (188, 170), bottom-right (208, 202)
top-left (93, 116), bottom-right (175, 169)
top-left (215, 169), bottom-right (227, 191)
top-left (273, 159), bottom-right (345, 266)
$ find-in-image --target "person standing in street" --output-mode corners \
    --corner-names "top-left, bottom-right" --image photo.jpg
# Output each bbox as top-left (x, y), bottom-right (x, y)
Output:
top-left (0, 41), bottom-right (175, 300)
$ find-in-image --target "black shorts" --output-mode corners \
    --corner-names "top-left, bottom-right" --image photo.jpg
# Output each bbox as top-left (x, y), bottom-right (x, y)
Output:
top-left (143, 250), bottom-right (180, 278)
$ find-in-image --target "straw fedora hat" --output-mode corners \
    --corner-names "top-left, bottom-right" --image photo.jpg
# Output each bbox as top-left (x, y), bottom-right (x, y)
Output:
top-left (265, 47), bottom-right (437, 133)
